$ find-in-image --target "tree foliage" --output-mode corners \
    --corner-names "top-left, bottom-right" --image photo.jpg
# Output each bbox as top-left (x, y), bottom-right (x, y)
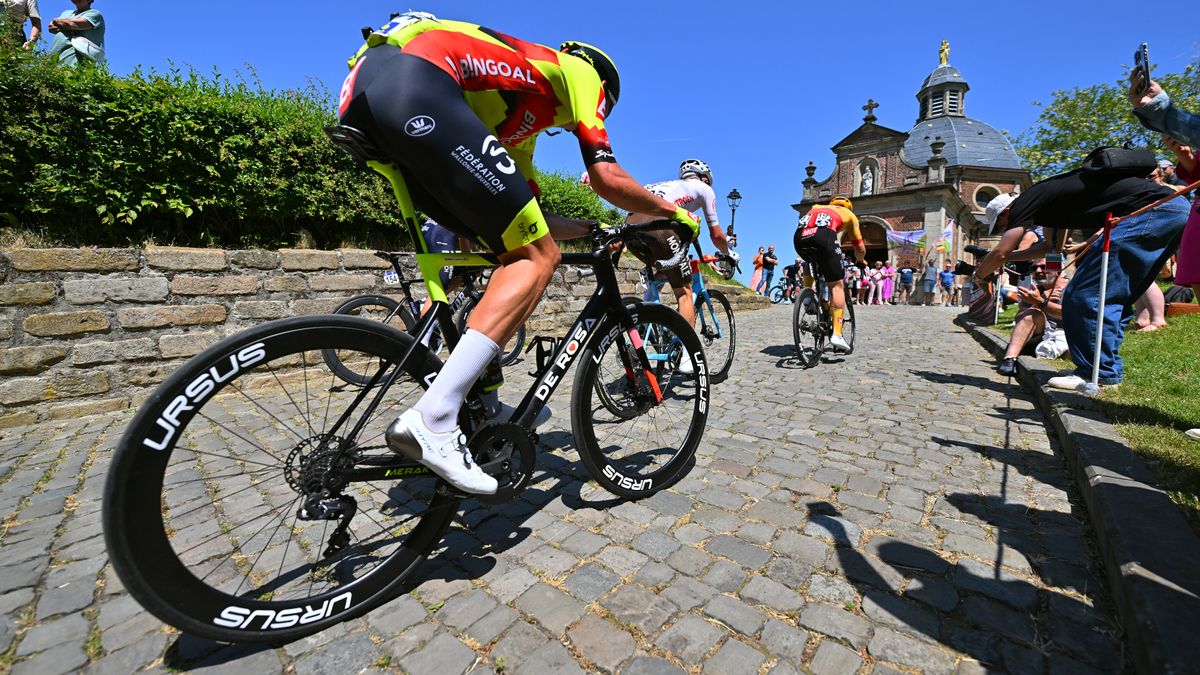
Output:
top-left (534, 170), bottom-right (623, 225)
top-left (0, 49), bottom-right (614, 249)
top-left (1013, 65), bottom-right (1199, 181)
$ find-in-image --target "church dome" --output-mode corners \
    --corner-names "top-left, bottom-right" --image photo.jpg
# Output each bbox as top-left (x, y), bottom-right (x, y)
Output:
top-left (905, 55), bottom-right (1022, 169)
top-left (920, 65), bottom-right (966, 89)
top-left (904, 117), bottom-right (1022, 169)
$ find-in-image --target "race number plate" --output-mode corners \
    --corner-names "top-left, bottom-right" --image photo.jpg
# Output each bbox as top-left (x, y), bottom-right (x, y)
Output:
top-left (383, 270), bottom-right (399, 285)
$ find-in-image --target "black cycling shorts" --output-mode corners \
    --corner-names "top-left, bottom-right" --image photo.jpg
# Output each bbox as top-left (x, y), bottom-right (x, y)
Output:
top-left (339, 45), bottom-right (548, 254)
top-left (794, 227), bottom-right (844, 283)
top-left (623, 220), bottom-right (694, 287)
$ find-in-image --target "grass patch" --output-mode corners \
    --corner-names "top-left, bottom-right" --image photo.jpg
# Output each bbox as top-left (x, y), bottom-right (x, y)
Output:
top-left (1099, 313), bottom-right (1200, 531)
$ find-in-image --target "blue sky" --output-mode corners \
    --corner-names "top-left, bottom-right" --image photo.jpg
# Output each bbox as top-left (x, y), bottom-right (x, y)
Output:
top-left (74, 1), bottom-right (1197, 280)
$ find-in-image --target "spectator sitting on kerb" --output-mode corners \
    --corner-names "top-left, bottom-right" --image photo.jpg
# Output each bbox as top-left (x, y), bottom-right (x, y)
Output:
top-left (995, 258), bottom-right (1070, 377)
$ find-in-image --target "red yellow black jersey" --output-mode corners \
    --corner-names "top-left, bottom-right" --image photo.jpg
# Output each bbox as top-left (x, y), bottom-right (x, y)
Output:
top-left (345, 13), bottom-right (615, 173)
top-left (798, 205), bottom-right (864, 246)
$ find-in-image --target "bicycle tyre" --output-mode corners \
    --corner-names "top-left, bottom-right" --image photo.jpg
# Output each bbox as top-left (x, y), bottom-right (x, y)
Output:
top-left (842, 297), bottom-right (857, 355)
top-left (698, 289), bottom-right (736, 384)
top-left (572, 303), bottom-right (709, 499)
top-left (793, 289), bottom-right (823, 368)
top-left (104, 315), bottom-right (457, 643)
top-left (589, 297), bottom-right (648, 420)
top-left (322, 294), bottom-right (415, 386)
top-left (456, 295), bottom-right (525, 367)
top-left (768, 285), bottom-right (785, 304)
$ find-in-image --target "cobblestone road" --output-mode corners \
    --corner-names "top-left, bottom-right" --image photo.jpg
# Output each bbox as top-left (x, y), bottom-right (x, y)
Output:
top-left (0, 304), bottom-right (1126, 674)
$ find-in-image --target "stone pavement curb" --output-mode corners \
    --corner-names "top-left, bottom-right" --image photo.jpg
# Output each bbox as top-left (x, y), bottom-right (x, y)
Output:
top-left (962, 318), bottom-right (1200, 675)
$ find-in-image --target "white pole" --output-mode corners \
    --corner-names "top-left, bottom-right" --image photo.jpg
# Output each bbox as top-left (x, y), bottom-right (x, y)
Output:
top-left (1083, 220), bottom-right (1113, 397)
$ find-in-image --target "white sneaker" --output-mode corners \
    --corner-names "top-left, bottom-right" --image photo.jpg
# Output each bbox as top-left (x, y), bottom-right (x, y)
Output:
top-left (488, 402), bottom-right (552, 430)
top-left (1186, 429), bottom-right (1200, 441)
top-left (385, 410), bottom-right (497, 495)
top-left (1046, 374), bottom-right (1087, 391)
top-left (677, 356), bottom-right (696, 376)
top-left (829, 335), bottom-right (851, 353)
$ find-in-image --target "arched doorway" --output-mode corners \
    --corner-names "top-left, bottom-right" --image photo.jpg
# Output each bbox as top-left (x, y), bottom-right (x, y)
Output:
top-left (843, 221), bottom-right (889, 265)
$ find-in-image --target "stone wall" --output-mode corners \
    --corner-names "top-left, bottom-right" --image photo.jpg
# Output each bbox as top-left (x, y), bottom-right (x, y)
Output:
top-left (0, 246), bottom-right (766, 428)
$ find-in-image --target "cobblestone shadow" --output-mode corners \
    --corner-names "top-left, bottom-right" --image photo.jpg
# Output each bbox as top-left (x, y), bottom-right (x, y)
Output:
top-left (0, 305), bottom-right (1127, 674)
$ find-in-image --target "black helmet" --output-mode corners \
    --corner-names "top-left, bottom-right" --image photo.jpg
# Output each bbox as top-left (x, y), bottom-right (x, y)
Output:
top-left (559, 41), bottom-right (620, 116)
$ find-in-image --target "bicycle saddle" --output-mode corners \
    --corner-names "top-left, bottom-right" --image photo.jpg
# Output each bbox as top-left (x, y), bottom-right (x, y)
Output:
top-left (324, 125), bottom-right (387, 168)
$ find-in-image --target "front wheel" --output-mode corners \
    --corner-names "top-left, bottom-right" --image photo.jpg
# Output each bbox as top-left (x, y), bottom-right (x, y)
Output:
top-left (793, 289), bottom-right (824, 368)
top-left (768, 285), bottom-right (785, 304)
top-left (104, 315), bottom-right (457, 643)
top-left (572, 303), bottom-right (709, 499)
top-left (696, 290), bottom-right (736, 384)
top-left (457, 295), bottom-right (525, 367)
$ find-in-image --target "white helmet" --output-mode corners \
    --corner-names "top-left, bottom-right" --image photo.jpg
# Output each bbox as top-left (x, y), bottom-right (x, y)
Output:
top-left (679, 159), bottom-right (713, 186)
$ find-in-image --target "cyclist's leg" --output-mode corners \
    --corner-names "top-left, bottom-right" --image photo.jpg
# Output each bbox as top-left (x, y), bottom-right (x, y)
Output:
top-left (809, 230), bottom-right (849, 336)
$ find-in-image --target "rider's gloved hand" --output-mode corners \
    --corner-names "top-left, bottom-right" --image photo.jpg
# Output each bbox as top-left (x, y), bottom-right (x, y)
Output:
top-left (671, 207), bottom-right (701, 239)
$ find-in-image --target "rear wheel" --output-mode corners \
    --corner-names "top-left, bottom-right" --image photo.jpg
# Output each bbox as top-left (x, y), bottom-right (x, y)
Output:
top-left (840, 298), bottom-right (857, 354)
top-left (793, 289), bottom-right (823, 368)
top-left (104, 315), bottom-right (457, 643)
top-left (572, 303), bottom-right (709, 499)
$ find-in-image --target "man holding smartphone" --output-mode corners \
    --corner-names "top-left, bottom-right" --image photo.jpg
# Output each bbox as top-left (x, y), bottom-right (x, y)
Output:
top-left (971, 160), bottom-right (1187, 393)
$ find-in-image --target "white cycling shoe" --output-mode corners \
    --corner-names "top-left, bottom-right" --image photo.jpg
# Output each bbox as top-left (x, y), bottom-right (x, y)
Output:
top-left (829, 335), bottom-right (852, 353)
top-left (677, 356), bottom-right (696, 376)
top-left (386, 410), bottom-right (497, 495)
top-left (487, 402), bottom-right (552, 429)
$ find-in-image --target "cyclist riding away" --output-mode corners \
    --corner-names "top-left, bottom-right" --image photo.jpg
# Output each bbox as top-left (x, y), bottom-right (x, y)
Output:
top-left (782, 258), bottom-right (802, 302)
top-left (794, 196), bottom-right (866, 352)
top-left (625, 158), bottom-right (732, 327)
top-left (338, 11), bottom-right (701, 494)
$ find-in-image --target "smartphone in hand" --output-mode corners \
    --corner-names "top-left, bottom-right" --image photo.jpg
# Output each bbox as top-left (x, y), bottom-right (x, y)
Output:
top-left (1133, 42), bottom-right (1151, 96)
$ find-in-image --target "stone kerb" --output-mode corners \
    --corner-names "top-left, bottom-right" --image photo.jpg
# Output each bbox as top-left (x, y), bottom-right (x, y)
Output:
top-left (0, 247), bottom-right (648, 427)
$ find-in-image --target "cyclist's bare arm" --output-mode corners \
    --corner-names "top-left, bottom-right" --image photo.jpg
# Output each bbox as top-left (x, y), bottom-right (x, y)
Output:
top-left (588, 162), bottom-right (679, 219)
top-left (544, 212), bottom-right (596, 240)
top-left (708, 223), bottom-right (730, 256)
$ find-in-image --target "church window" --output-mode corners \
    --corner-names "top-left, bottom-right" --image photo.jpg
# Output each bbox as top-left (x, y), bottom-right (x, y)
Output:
top-left (947, 90), bottom-right (961, 115)
top-left (975, 186), bottom-right (998, 209)
top-left (930, 91), bottom-right (945, 116)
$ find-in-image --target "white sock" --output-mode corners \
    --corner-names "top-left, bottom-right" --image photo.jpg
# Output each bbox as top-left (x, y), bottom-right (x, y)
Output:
top-left (414, 330), bottom-right (500, 433)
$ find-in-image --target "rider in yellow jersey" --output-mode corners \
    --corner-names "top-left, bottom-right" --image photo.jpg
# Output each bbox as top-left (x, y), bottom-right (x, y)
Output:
top-left (794, 197), bottom-right (867, 352)
top-left (338, 11), bottom-right (700, 495)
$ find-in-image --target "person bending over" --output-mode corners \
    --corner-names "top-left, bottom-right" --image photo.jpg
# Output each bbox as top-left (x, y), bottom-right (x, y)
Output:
top-left (337, 11), bottom-right (700, 493)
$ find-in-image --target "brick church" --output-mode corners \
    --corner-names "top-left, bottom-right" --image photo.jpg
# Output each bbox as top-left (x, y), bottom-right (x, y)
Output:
top-left (792, 43), bottom-right (1031, 268)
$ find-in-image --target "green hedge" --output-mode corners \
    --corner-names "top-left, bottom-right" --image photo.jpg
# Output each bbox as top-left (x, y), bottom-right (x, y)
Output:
top-left (0, 50), bottom-right (618, 249)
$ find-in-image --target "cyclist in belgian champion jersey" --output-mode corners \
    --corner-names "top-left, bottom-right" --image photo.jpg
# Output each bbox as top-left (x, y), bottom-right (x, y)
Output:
top-left (337, 11), bottom-right (700, 494)
top-left (626, 159), bottom-right (732, 328)
top-left (794, 197), bottom-right (867, 352)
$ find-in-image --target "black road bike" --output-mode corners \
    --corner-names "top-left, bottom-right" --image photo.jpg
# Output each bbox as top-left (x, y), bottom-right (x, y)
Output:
top-left (102, 126), bottom-right (710, 644)
top-left (322, 253), bottom-right (526, 386)
top-left (793, 264), bottom-right (856, 367)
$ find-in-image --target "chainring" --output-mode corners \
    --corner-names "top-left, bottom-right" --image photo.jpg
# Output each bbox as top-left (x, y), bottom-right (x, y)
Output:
top-left (470, 422), bottom-right (537, 505)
